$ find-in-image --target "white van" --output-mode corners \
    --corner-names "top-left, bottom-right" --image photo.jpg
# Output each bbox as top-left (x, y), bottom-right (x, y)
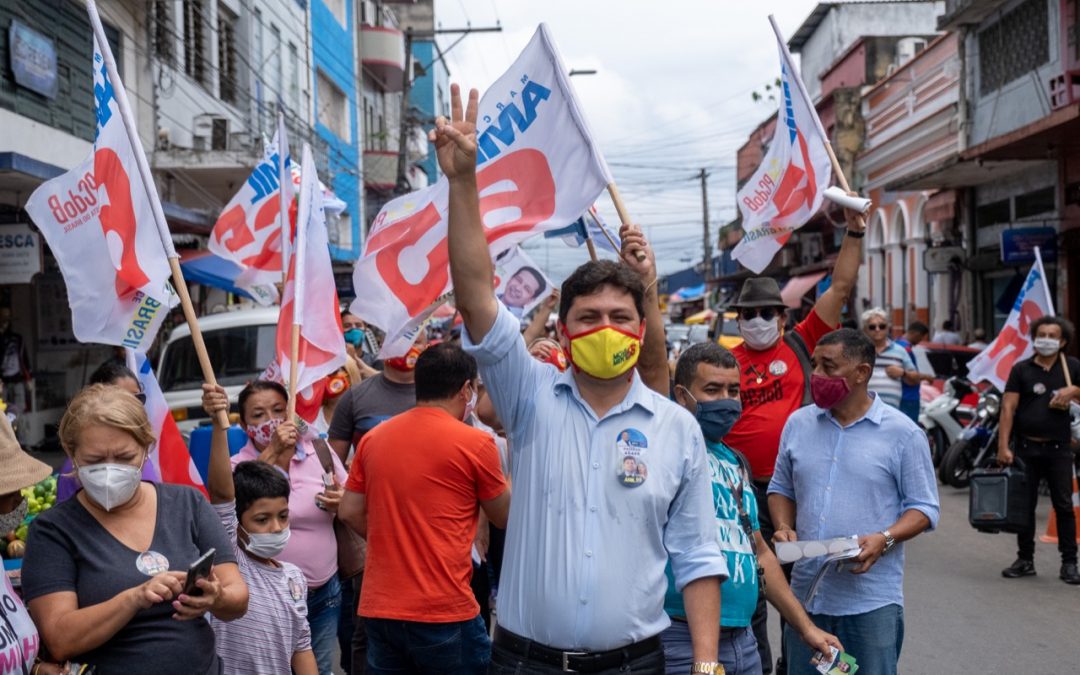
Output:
top-left (157, 307), bottom-right (280, 435)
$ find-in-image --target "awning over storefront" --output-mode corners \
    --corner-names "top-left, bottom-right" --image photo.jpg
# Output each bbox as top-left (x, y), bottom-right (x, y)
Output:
top-left (684, 309), bottom-right (716, 325)
top-left (669, 284), bottom-right (706, 303)
top-left (780, 271), bottom-right (827, 308)
top-left (178, 249), bottom-right (255, 300)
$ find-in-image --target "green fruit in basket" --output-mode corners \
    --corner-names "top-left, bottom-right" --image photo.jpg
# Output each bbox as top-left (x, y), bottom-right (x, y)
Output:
top-left (15, 524), bottom-right (28, 542)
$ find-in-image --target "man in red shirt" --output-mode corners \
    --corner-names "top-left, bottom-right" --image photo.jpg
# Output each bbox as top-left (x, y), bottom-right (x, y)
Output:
top-left (338, 343), bottom-right (511, 673)
top-left (724, 211), bottom-right (864, 674)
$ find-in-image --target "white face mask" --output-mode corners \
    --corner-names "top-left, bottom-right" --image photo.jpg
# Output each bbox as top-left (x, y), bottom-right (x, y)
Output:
top-left (1033, 337), bottom-right (1061, 357)
top-left (462, 387), bottom-right (478, 422)
top-left (740, 316), bottom-right (781, 351)
top-left (240, 526), bottom-right (291, 559)
top-left (77, 463), bottom-right (142, 511)
top-left (0, 498), bottom-right (28, 535)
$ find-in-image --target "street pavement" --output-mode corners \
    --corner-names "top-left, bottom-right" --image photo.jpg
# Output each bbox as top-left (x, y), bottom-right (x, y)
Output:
top-left (768, 482), bottom-right (1080, 673)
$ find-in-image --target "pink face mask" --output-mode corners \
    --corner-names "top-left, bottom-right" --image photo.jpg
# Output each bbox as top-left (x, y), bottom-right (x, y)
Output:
top-left (810, 374), bottom-right (851, 409)
top-left (246, 417), bottom-right (283, 447)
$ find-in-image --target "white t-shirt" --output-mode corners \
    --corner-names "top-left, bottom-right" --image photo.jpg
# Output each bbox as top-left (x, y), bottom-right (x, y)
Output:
top-left (1, 572), bottom-right (39, 675)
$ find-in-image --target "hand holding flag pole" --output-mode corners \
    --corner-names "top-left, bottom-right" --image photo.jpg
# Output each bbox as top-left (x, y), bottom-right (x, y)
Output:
top-left (87, 0), bottom-right (228, 428)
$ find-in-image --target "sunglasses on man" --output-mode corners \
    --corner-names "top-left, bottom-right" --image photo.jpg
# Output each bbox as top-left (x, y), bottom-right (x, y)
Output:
top-left (738, 307), bottom-right (782, 322)
top-left (865, 323), bottom-right (889, 331)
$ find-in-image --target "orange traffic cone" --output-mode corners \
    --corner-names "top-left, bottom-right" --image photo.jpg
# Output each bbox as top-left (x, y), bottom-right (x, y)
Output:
top-left (1039, 471), bottom-right (1080, 544)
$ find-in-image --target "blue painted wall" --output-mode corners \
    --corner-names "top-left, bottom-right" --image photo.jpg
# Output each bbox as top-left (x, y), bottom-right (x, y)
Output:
top-left (311, 0), bottom-right (362, 260)
top-left (409, 40), bottom-right (449, 185)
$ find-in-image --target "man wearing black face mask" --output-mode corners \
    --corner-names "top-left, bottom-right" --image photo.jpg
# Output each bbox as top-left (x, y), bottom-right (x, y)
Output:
top-left (767, 329), bottom-right (938, 675)
top-left (664, 343), bottom-right (841, 675)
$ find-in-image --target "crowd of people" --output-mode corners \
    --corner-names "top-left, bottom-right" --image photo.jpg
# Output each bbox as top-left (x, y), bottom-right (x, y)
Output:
top-left (0, 82), bottom-right (1077, 675)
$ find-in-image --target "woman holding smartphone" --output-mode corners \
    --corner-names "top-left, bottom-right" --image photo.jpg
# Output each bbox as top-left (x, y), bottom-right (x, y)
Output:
top-left (21, 385), bottom-right (248, 674)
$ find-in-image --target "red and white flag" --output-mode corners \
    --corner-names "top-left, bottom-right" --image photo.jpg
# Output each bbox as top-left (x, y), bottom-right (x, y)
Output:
top-left (351, 24), bottom-right (613, 357)
top-left (276, 143), bottom-right (346, 413)
top-left (26, 36), bottom-right (176, 350)
top-left (732, 16), bottom-right (833, 274)
top-left (130, 350), bottom-right (207, 496)
top-left (208, 120), bottom-right (292, 306)
top-left (966, 249), bottom-right (1055, 391)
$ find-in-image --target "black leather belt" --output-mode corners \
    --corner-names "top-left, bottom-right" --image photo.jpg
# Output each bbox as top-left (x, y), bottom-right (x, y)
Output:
top-left (493, 626), bottom-right (661, 672)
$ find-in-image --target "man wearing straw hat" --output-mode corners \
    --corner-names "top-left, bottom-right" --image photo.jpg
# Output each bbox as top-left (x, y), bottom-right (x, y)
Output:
top-left (0, 409), bottom-right (55, 674)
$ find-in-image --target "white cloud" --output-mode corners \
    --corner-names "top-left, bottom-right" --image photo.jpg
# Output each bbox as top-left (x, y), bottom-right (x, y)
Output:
top-left (432, 0), bottom-right (821, 280)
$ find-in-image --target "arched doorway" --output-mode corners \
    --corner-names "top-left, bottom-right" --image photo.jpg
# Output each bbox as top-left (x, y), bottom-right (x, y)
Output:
top-left (867, 211), bottom-right (887, 309)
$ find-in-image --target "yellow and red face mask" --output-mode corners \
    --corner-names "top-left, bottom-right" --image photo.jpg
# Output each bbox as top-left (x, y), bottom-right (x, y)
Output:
top-left (562, 324), bottom-right (643, 380)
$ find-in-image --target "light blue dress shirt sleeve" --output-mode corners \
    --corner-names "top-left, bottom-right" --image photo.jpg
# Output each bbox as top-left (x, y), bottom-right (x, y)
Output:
top-left (766, 421), bottom-right (796, 501)
top-left (896, 425), bottom-right (940, 530)
top-left (462, 303), bottom-right (554, 434)
top-left (665, 427), bottom-right (730, 591)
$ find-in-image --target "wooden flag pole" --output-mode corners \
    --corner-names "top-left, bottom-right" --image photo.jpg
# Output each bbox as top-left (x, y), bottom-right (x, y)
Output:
top-left (286, 325), bottom-right (300, 421)
top-left (87, 0), bottom-right (227, 428)
top-left (606, 183), bottom-right (647, 262)
top-left (585, 237), bottom-right (599, 262)
top-left (822, 142), bottom-right (866, 231)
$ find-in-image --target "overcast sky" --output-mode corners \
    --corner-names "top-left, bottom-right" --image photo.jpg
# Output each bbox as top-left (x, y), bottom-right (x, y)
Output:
top-left (431, 0), bottom-right (822, 282)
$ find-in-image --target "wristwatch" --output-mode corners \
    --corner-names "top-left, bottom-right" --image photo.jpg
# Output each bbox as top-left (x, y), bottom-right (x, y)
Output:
top-left (691, 663), bottom-right (725, 674)
top-left (880, 529), bottom-right (896, 553)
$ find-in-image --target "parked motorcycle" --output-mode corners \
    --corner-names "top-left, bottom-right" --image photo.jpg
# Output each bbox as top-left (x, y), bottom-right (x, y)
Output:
top-left (938, 386), bottom-right (1001, 488)
top-left (920, 376), bottom-right (977, 466)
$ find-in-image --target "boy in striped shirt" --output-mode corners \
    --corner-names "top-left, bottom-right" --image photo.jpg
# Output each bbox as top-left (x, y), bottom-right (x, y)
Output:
top-left (202, 384), bottom-right (317, 675)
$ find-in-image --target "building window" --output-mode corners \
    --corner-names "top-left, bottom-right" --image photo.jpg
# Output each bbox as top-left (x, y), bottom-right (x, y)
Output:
top-left (318, 71), bottom-right (349, 140)
top-left (183, 0), bottom-right (207, 85)
top-left (325, 0), bottom-right (347, 26)
top-left (978, 0), bottom-right (1049, 96)
top-left (218, 7), bottom-right (238, 104)
top-left (289, 43), bottom-right (301, 114)
top-left (976, 199), bottom-right (1010, 228)
top-left (153, 0), bottom-right (174, 65)
top-left (1015, 186), bottom-right (1056, 219)
top-left (270, 24), bottom-right (283, 105)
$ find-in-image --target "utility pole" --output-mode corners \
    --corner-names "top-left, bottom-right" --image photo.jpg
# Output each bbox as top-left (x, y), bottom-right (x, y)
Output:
top-left (394, 25), bottom-right (502, 194)
top-left (700, 168), bottom-right (711, 283)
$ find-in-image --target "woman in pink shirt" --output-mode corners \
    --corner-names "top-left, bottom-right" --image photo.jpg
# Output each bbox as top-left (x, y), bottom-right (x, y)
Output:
top-left (228, 381), bottom-right (347, 675)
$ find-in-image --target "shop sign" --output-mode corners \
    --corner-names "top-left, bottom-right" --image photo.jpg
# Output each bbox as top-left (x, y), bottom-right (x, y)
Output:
top-left (1000, 227), bottom-right (1057, 265)
top-left (9, 20), bottom-right (59, 99)
top-left (0, 224), bottom-right (43, 284)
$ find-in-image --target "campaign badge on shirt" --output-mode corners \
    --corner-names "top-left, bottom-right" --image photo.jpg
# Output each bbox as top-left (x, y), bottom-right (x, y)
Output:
top-left (769, 359), bottom-right (788, 377)
top-left (1034, 383), bottom-right (1047, 395)
top-left (288, 576), bottom-right (304, 602)
top-left (135, 550), bottom-right (170, 576)
top-left (616, 428), bottom-right (648, 487)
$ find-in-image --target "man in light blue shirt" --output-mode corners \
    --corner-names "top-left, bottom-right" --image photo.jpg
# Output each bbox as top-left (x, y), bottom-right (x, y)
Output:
top-left (436, 85), bottom-right (728, 674)
top-left (664, 343), bottom-right (840, 675)
top-left (768, 328), bottom-right (939, 675)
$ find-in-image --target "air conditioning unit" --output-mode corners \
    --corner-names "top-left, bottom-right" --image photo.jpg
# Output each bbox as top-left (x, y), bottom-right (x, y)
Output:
top-left (895, 37), bottom-right (927, 67)
top-left (192, 114), bottom-right (229, 151)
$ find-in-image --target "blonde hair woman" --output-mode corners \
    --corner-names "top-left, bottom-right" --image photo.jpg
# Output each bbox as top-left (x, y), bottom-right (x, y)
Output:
top-left (21, 385), bottom-right (248, 674)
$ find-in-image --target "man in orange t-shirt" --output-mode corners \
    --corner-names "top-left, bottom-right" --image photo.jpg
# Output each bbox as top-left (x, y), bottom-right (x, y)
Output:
top-left (339, 343), bottom-right (511, 673)
top-left (723, 209), bottom-right (864, 675)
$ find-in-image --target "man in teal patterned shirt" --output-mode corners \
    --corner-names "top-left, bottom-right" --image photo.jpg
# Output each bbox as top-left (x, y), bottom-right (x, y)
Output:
top-left (662, 343), bottom-right (841, 675)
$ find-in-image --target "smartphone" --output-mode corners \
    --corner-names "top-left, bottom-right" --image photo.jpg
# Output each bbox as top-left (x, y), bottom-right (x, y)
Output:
top-left (182, 548), bottom-right (216, 597)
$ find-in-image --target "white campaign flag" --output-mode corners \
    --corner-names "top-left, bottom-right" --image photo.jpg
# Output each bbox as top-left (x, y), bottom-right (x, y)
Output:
top-left (275, 144), bottom-right (346, 397)
top-left (207, 126), bottom-right (292, 305)
top-left (351, 23), bottom-right (613, 357)
top-left (732, 17), bottom-right (833, 274)
top-left (26, 36), bottom-right (176, 350)
top-left (966, 249), bottom-right (1055, 391)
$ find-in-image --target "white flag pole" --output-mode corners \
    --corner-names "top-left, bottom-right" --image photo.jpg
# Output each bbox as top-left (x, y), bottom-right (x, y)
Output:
top-left (768, 14), bottom-right (866, 230)
top-left (1034, 246), bottom-right (1056, 316)
top-left (278, 110), bottom-right (291, 290)
top-left (86, 0), bottom-right (228, 427)
top-left (286, 144), bottom-right (315, 421)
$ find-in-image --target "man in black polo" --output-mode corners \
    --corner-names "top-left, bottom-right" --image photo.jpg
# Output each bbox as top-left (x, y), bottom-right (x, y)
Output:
top-left (997, 316), bottom-right (1080, 584)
